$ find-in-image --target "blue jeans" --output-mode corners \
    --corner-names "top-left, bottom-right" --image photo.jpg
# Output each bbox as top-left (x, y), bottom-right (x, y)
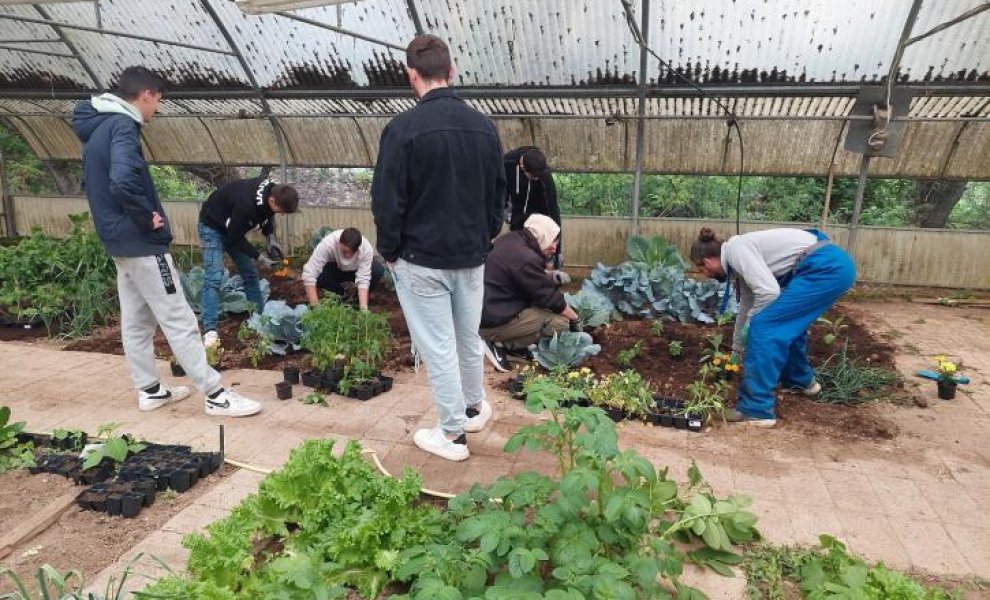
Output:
top-left (737, 245), bottom-right (857, 420)
top-left (393, 259), bottom-right (486, 436)
top-left (197, 222), bottom-right (264, 333)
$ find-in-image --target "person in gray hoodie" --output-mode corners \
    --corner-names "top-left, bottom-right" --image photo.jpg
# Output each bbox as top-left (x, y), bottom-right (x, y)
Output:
top-left (72, 66), bottom-right (262, 418)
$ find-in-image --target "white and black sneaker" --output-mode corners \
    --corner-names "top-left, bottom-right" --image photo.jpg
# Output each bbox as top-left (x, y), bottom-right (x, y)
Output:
top-left (413, 426), bottom-right (469, 461)
top-left (138, 383), bottom-right (190, 412)
top-left (464, 400), bottom-right (493, 433)
top-left (481, 339), bottom-right (511, 372)
top-left (205, 388), bottom-right (262, 418)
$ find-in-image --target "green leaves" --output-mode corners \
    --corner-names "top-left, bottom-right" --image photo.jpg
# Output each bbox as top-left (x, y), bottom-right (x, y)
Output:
top-left (508, 548), bottom-right (548, 578)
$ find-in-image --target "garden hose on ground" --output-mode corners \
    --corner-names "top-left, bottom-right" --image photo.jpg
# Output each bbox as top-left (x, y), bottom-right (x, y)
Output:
top-left (221, 450), bottom-right (457, 500)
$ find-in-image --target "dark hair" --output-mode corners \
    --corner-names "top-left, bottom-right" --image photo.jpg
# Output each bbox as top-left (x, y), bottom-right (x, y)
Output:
top-left (521, 148), bottom-right (550, 176)
top-left (406, 35), bottom-right (452, 81)
top-left (270, 184), bottom-right (299, 213)
top-left (115, 66), bottom-right (166, 100)
top-left (689, 227), bottom-right (723, 264)
top-left (339, 227), bottom-right (362, 252)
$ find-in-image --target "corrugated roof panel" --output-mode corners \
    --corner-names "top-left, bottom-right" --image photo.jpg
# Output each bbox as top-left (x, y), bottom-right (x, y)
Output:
top-left (159, 98), bottom-right (266, 116)
top-left (944, 122), bottom-right (990, 177)
top-left (201, 118), bottom-right (281, 164)
top-left (143, 117), bottom-right (222, 163)
top-left (278, 116), bottom-right (372, 166)
top-left (534, 117), bottom-right (628, 171)
top-left (901, 1), bottom-right (990, 82)
top-left (0, 4), bottom-right (92, 89)
top-left (15, 115), bottom-right (79, 159)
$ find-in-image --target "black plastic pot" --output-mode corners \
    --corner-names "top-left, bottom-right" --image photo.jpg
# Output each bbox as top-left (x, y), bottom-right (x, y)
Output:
top-left (646, 408), bottom-right (664, 426)
top-left (379, 374), bottom-right (394, 393)
top-left (371, 379), bottom-right (385, 395)
top-left (183, 463), bottom-right (200, 487)
top-left (353, 384), bottom-right (374, 401)
top-left (106, 493), bottom-right (123, 516)
top-left (168, 468), bottom-right (192, 493)
top-left (170, 361), bottom-right (185, 377)
top-left (275, 381), bottom-right (293, 400)
top-left (301, 370), bottom-right (323, 388)
top-left (604, 407), bottom-right (625, 422)
top-left (508, 376), bottom-right (526, 400)
top-left (660, 413), bottom-right (674, 427)
top-left (323, 366), bottom-right (344, 386)
top-left (209, 452), bottom-right (223, 473)
top-left (672, 415), bottom-right (688, 430)
top-left (937, 380), bottom-right (957, 400)
top-left (121, 492), bottom-right (144, 518)
top-left (686, 412), bottom-right (705, 432)
top-left (132, 479), bottom-right (157, 507)
top-left (193, 454), bottom-right (211, 478)
top-left (282, 366), bottom-right (300, 384)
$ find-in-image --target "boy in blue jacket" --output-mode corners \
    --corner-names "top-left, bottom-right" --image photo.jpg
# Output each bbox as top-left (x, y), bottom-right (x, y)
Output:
top-left (72, 66), bottom-right (261, 418)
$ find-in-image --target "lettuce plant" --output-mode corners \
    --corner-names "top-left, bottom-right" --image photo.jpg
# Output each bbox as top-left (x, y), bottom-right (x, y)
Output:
top-left (180, 266), bottom-right (270, 317)
top-left (564, 283), bottom-right (614, 330)
top-left (243, 300), bottom-right (309, 355)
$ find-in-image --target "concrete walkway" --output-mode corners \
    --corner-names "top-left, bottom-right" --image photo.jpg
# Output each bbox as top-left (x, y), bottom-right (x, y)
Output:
top-left (0, 302), bottom-right (987, 597)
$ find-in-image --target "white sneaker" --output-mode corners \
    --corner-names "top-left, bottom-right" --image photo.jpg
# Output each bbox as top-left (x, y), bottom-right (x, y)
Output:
top-left (481, 339), bottom-right (510, 372)
top-left (413, 426), bottom-right (469, 461)
top-left (138, 383), bottom-right (190, 412)
top-left (726, 408), bottom-right (777, 428)
top-left (802, 380), bottom-right (822, 396)
top-left (464, 400), bottom-right (493, 433)
top-left (205, 388), bottom-right (262, 417)
top-left (203, 330), bottom-right (219, 348)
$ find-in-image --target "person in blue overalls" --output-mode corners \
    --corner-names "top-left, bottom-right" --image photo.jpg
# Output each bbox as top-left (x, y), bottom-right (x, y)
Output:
top-left (690, 227), bottom-right (856, 427)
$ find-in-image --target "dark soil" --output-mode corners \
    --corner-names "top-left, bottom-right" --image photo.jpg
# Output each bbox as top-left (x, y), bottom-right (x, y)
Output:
top-left (580, 302), bottom-right (900, 441)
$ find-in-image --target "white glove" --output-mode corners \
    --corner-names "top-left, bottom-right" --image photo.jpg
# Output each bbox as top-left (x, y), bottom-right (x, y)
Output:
top-left (551, 270), bottom-right (571, 285)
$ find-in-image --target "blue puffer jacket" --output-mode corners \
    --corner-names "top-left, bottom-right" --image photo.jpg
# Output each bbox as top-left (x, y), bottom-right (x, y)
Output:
top-left (72, 94), bottom-right (172, 257)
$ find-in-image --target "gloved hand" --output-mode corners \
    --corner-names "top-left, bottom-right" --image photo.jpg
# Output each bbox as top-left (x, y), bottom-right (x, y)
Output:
top-left (550, 270), bottom-right (571, 286)
top-left (267, 243), bottom-right (284, 263)
top-left (258, 254), bottom-right (277, 269)
top-left (732, 325), bottom-right (749, 354)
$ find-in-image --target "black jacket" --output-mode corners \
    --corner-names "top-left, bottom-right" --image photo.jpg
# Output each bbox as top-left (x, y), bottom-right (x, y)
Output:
top-left (504, 146), bottom-right (560, 231)
top-left (481, 230), bottom-right (566, 328)
top-left (199, 176), bottom-right (276, 259)
top-left (371, 88), bottom-right (505, 269)
top-left (72, 98), bottom-right (172, 257)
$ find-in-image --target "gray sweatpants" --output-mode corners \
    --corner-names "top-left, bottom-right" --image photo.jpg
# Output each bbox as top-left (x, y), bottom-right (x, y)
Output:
top-left (114, 254), bottom-right (222, 396)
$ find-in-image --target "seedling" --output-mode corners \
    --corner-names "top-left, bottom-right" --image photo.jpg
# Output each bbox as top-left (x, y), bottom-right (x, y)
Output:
top-left (668, 340), bottom-right (684, 358)
top-left (0, 406), bottom-right (35, 473)
top-left (816, 315), bottom-right (848, 346)
top-left (82, 422), bottom-right (146, 470)
top-left (52, 428), bottom-right (86, 452)
top-left (715, 313), bottom-right (734, 327)
top-left (205, 342), bottom-right (224, 368)
top-left (616, 340), bottom-right (643, 367)
top-left (650, 319), bottom-right (665, 337)
top-left (301, 392), bottom-right (328, 406)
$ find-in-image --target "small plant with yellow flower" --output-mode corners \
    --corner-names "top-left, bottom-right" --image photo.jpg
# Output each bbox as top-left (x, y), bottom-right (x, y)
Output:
top-left (933, 354), bottom-right (961, 400)
top-left (700, 333), bottom-right (741, 380)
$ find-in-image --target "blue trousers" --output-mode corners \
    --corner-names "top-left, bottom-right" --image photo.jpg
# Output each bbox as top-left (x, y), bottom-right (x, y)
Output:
top-left (197, 222), bottom-right (264, 333)
top-left (737, 244), bottom-right (856, 420)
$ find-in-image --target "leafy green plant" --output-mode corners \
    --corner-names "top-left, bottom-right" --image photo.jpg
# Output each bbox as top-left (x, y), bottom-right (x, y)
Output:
top-left (588, 261), bottom-right (730, 323)
top-left (81, 422), bottom-right (146, 470)
top-left (51, 428), bottom-right (86, 452)
top-left (242, 300), bottom-right (309, 356)
top-left (140, 440), bottom-right (446, 599)
top-left (300, 391), bottom-right (328, 406)
top-left (563, 284), bottom-right (614, 330)
top-left (393, 377), bottom-right (760, 600)
top-left (816, 345), bottom-right (901, 405)
top-left (0, 213), bottom-right (117, 337)
top-left (0, 552), bottom-right (180, 600)
top-left (816, 314), bottom-right (848, 346)
top-left (684, 377), bottom-right (729, 422)
top-left (715, 312), bottom-right (735, 327)
top-left (616, 340), bottom-right (643, 367)
top-left (585, 370), bottom-right (654, 419)
top-left (300, 295), bottom-right (392, 373)
top-left (533, 331), bottom-right (601, 371)
top-left (668, 340), bottom-right (685, 358)
top-left (236, 322), bottom-right (271, 368)
top-left (204, 342), bottom-right (224, 369)
top-left (650, 318), bottom-right (665, 337)
top-left (743, 536), bottom-right (961, 600)
top-left (626, 234), bottom-right (686, 269)
top-left (0, 406), bottom-right (35, 473)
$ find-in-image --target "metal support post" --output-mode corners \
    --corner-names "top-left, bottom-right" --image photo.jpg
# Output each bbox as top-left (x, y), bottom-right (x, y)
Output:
top-left (629, 0), bottom-right (649, 237)
top-left (846, 154), bottom-right (871, 256)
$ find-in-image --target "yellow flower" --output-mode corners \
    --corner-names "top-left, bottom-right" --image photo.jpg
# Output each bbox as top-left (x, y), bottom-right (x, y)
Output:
top-left (568, 371), bottom-right (579, 379)
top-left (712, 358), bottom-right (722, 366)
top-left (940, 362), bottom-right (957, 374)
top-left (581, 367), bottom-right (591, 374)
top-left (933, 354), bottom-right (948, 362)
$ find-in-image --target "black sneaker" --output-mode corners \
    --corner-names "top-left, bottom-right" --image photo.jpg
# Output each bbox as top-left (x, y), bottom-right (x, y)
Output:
top-left (481, 339), bottom-right (510, 372)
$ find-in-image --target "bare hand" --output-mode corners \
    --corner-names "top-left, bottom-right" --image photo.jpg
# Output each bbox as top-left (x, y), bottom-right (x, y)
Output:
top-left (151, 211), bottom-right (164, 230)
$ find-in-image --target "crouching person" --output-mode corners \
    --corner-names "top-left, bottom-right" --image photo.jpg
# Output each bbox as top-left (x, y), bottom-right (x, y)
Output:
top-left (480, 214), bottom-right (578, 371)
top-left (301, 227), bottom-right (384, 311)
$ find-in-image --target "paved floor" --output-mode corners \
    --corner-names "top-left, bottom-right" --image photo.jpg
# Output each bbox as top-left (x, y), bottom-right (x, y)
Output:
top-left (0, 301), bottom-right (986, 597)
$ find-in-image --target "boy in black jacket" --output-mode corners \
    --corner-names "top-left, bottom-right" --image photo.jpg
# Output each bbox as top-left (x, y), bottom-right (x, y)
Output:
top-left (197, 177), bottom-right (299, 344)
top-left (504, 146), bottom-right (563, 269)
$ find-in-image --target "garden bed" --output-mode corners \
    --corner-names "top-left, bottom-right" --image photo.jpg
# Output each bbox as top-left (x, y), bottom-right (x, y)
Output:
top-left (0, 464), bottom-right (233, 596)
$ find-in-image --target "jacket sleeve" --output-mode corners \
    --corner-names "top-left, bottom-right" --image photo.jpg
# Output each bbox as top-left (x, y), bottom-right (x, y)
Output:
top-left (489, 133), bottom-right (507, 239)
top-left (371, 124), bottom-right (409, 262)
top-left (726, 238), bottom-right (780, 320)
top-left (225, 203), bottom-right (261, 259)
top-left (260, 218), bottom-right (275, 237)
top-left (301, 234), bottom-right (335, 287)
top-left (108, 118), bottom-right (156, 233)
top-left (515, 257), bottom-right (567, 313)
top-left (732, 281), bottom-right (754, 353)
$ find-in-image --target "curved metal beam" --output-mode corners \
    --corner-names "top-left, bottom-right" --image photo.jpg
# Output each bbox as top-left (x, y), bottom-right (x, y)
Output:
top-left (33, 4), bottom-right (102, 91)
top-left (275, 11), bottom-right (406, 51)
top-left (405, 0), bottom-right (424, 36)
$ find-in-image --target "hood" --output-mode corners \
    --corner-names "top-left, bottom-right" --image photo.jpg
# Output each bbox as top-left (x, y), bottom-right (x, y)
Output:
top-left (72, 93), bottom-right (142, 143)
top-left (524, 213), bottom-right (560, 251)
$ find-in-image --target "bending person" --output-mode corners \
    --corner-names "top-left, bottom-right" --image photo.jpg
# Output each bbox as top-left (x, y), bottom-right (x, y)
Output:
top-left (302, 227), bottom-right (384, 311)
top-left (504, 146), bottom-right (565, 273)
top-left (690, 227), bottom-right (856, 427)
top-left (480, 214), bottom-right (578, 371)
